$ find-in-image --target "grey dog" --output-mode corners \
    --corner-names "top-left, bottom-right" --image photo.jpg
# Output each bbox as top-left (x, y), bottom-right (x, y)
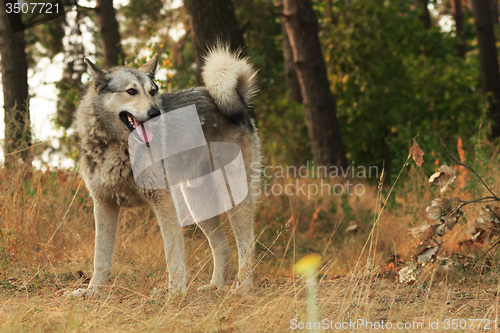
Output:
top-left (69, 45), bottom-right (261, 297)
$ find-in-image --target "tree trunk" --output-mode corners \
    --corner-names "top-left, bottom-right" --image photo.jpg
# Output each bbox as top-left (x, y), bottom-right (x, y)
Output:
top-left (281, 20), bottom-right (302, 103)
top-left (96, 0), bottom-right (123, 67)
top-left (0, 6), bottom-right (31, 163)
top-left (184, 0), bottom-right (246, 84)
top-left (453, 0), bottom-right (467, 57)
top-left (416, 0), bottom-right (432, 29)
top-left (283, 0), bottom-right (347, 168)
top-left (491, 0), bottom-right (499, 25)
top-left (472, 0), bottom-right (500, 137)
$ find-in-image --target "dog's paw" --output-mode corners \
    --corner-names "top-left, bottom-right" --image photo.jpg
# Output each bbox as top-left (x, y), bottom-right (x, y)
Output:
top-left (64, 286), bottom-right (101, 299)
top-left (230, 281), bottom-right (252, 295)
top-left (167, 271), bottom-right (187, 293)
top-left (167, 284), bottom-right (187, 294)
top-left (197, 285), bottom-right (220, 292)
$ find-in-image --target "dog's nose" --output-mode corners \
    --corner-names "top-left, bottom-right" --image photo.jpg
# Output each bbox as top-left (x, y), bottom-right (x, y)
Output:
top-left (148, 108), bottom-right (161, 119)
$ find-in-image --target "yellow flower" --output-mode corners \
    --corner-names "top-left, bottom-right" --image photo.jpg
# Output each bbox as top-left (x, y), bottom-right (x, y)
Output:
top-left (295, 254), bottom-right (321, 276)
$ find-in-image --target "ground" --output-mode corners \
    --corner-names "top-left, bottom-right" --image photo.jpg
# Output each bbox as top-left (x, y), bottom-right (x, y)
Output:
top-left (1, 162), bottom-right (499, 332)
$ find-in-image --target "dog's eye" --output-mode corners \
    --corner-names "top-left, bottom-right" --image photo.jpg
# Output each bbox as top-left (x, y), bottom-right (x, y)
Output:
top-left (150, 90), bottom-right (156, 96)
top-left (126, 88), bottom-right (137, 95)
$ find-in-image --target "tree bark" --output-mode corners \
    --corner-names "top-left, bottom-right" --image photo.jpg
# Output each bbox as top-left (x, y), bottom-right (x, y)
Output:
top-left (281, 20), bottom-right (302, 103)
top-left (96, 0), bottom-right (123, 67)
top-left (472, 0), bottom-right (500, 137)
top-left (453, 0), bottom-right (467, 57)
top-left (415, 0), bottom-right (432, 29)
top-left (491, 0), bottom-right (499, 25)
top-left (283, 0), bottom-right (347, 168)
top-left (0, 5), bottom-right (31, 163)
top-left (184, 0), bottom-right (246, 84)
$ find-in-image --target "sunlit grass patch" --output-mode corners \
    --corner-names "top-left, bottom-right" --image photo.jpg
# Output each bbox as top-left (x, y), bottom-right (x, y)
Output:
top-left (0, 157), bottom-right (499, 331)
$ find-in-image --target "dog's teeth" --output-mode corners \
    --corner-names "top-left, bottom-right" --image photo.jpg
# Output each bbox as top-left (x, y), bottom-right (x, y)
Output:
top-left (127, 115), bottom-right (135, 128)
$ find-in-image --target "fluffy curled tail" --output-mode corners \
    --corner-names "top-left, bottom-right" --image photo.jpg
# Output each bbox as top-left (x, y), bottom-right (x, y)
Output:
top-left (201, 44), bottom-right (258, 120)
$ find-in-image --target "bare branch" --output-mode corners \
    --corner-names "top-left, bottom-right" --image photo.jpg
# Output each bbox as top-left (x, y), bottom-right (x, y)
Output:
top-left (415, 132), bottom-right (500, 200)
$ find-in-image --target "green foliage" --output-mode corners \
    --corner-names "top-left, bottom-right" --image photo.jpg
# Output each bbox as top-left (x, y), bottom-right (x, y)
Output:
top-left (25, 0), bottom-right (496, 175)
top-left (54, 81), bottom-right (81, 129)
top-left (120, 0), bottom-right (165, 35)
top-left (236, 0), bottom-right (315, 165)
top-left (319, 0), bottom-right (487, 176)
top-left (0, 229), bottom-right (9, 274)
top-left (236, 0), bottom-right (285, 94)
top-left (168, 38), bottom-right (198, 89)
top-left (25, 16), bottom-right (66, 63)
top-left (255, 94), bottom-right (312, 166)
top-left (54, 63), bottom-right (84, 130)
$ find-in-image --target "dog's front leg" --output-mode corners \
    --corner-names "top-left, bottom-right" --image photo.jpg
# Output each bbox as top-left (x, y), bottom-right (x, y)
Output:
top-left (151, 191), bottom-right (187, 292)
top-left (69, 198), bottom-right (120, 298)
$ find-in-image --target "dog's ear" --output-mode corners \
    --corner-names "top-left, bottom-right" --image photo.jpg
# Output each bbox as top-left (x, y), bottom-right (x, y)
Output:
top-left (139, 54), bottom-right (158, 79)
top-left (84, 58), bottom-right (109, 87)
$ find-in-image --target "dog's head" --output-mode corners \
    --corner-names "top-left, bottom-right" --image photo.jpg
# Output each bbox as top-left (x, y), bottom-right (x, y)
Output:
top-left (84, 56), bottom-right (161, 143)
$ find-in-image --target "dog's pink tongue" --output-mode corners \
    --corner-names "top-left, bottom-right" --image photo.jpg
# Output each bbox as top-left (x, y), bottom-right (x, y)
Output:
top-left (133, 118), bottom-right (153, 143)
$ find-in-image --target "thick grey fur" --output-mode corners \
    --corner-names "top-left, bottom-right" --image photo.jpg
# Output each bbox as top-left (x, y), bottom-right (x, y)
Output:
top-left (69, 49), bottom-right (261, 298)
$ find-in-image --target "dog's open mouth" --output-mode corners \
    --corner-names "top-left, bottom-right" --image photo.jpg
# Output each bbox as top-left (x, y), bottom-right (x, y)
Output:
top-left (119, 111), bottom-right (154, 143)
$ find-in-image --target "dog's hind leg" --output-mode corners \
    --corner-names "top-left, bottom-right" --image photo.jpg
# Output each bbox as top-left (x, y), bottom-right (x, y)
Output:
top-left (227, 196), bottom-right (255, 295)
top-left (68, 198), bottom-right (120, 298)
top-left (197, 216), bottom-right (230, 290)
top-left (151, 191), bottom-right (187, 292)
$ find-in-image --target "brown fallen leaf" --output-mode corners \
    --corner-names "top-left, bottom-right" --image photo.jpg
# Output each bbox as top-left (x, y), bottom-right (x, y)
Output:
top-left (471, 206), bottom-right (500, 243)
top-left (435, 223), bottom-right (446, 237)
top-left (398, 262), bottom-right (418, 284)
top-left (428, 164), bottom-right (456, 193)
top-left (484, 205), bottom-right (500, 221)
top-left (415, 241), bottom-right (443, 264)
top-left (408, 222), bottom-right (430, 238)
top-left (409, 139), bottom-right (424, 167)
top-left (445, 217), bottom-right (458, 230)
top-left (345, 221), bottom-right (358, 233)
top-left (425, 198), bottom-right (452, 221)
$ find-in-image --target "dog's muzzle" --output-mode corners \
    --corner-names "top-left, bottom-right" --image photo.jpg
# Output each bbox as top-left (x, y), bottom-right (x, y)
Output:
top-left (148, 108), bottom-right (161, 119)
top-left (119, 108), bottom-right (161, 143)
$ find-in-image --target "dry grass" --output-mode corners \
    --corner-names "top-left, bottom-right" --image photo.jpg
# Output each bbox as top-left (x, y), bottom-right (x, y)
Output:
top-left (1, 157), bottom-right (500, 332)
